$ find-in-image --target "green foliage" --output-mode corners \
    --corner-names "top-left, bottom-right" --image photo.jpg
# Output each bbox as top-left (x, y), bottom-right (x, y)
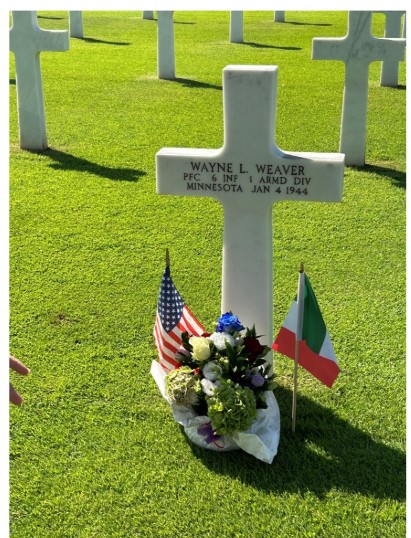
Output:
top-left (206, 380), bottom-right (257, 435)
top-left (9, 10), bottom-right (405, 538)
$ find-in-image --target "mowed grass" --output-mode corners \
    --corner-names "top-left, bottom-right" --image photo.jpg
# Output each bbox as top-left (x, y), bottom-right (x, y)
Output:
top-left (9, 11), bottom-right (405, 538)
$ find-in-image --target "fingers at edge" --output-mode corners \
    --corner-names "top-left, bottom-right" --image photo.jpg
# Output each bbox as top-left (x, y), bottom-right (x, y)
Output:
top-left (9, 356), bottom-right (30, 376)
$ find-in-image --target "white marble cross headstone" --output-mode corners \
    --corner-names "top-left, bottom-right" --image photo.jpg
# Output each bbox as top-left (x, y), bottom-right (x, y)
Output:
top-left (312, 11), bottom-right (405, 166)
top-left (143, 11), bottom-right (154, 20)
top-left (230, 11), bottom-right (243, 43)
top-left (10, 11), bottom-right (69, 151)
top-left (157, 11), bottom-right (175, 80)
top-left (69, 11), bottom-right (84, 39)
top-left (376, 11), bottom-right (406, 87)
top-left (156, 66), bottom-right (344, 360)
top-left (274, 11), bottom-right (285, 23)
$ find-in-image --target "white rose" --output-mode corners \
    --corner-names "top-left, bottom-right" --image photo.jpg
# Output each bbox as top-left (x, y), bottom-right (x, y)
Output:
top-left (208, 332), bottom-right (235, 351)
top-left (189, 336), bottom-right (211, 361)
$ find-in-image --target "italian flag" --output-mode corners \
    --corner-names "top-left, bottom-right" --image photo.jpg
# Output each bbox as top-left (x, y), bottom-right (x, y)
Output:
top-left (273, 272), bottom-right (340, 388)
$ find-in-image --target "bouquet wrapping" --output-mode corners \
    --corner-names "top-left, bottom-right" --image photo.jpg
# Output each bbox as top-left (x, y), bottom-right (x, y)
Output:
top-left (151, 312), bottom-right (280, 464)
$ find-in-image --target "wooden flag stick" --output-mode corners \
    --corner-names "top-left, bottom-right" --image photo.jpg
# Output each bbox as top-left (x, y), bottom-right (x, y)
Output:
top-left (292, 339), bottom-right (300, 433)
top-left (165, 248), bottom-right (170, 267)
top-left (292, 262), bottom-right (305, 433)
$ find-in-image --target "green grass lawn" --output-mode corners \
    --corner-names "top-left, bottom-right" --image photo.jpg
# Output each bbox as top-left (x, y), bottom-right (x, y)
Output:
top-left (9, 11), bottom-right (405, 538)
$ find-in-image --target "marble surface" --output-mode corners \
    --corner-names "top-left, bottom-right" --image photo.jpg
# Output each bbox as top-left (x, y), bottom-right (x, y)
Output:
top-left (10, 11), bottom-right (69, 150)
top-left (230, 11), bottom-right (243, 43)
top-left (69, 11), bottom-right (83, 39)
top-left (312, 11), bottom-right (405, 166)
top-left (157, 11), bottom-right (175, 80)
top-left (156, 66), bottom-right (344, 360)
top-left (376, 11), bottom-right (406, 87)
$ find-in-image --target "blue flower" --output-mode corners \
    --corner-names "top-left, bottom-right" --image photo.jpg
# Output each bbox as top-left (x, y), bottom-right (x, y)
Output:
top-left (216, 312), bottom-right (244, 334)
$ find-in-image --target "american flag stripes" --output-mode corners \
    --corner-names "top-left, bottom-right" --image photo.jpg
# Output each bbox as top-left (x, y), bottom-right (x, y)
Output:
top-left (154, 265), bottom-right (205, 372)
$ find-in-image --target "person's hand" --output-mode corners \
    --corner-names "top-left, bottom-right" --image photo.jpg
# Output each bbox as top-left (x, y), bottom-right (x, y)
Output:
top-left (10, 355), bottom-right (30, 405)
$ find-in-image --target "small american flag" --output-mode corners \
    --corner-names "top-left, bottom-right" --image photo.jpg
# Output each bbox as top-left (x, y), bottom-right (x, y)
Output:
top-left (154, 264), bottom-right (204, 372)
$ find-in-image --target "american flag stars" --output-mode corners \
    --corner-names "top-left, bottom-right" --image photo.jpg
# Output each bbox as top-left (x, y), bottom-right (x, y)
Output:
top-left (157, 272), bottom-right (185, 332)
top-left (154, 264), bottom-right (204, 372)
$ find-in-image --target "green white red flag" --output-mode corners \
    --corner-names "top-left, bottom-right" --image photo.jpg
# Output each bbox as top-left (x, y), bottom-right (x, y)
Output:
top-left (273, 272), bottom-right (340, 388)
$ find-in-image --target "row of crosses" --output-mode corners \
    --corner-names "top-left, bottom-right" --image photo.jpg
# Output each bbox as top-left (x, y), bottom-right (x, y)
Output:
top-left (10, 11), bottom-right (405, 165)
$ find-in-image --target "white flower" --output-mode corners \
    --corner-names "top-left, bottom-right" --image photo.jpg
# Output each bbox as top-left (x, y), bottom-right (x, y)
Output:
top-left (201, 378), bottom-right (218, 396)
top-left (202, 361), bottom-right (222, 381)
top-left (208, 332), bottom-right (235, 351)
top-left (189, 336), bottom-right (212, 361)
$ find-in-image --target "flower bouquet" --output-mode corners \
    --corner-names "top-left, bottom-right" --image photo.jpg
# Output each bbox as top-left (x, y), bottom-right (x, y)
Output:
top-left (151, 312), bottom-right (280, 463)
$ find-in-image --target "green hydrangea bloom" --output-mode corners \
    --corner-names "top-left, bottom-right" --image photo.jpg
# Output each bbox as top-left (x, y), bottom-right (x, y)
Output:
top-left (165, 367), bottom-right (201, 407)
top-left (207, 380), bottom-right (257, 435)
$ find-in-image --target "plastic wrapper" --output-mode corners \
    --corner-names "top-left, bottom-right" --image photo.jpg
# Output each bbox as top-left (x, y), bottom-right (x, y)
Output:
top-left (151, 360), bottom-right (281, 463)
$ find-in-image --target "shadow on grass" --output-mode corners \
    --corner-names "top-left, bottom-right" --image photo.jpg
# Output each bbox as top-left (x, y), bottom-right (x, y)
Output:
top-left (283, 21), bottom-right (332, 27)
top-left (151, 18), bottom-right (195, 24)
top-left (353, 164), bottom-right (406, 189)
top-left (172, 20), bottom-right (196, 25)
top-left (397, 85), bottom-right (406, 90)
top-left (10, 78), bottom-right (16, 85)
top-left (41, 148), bottom-right (145, 182)
top-left (243, 41), bottom-right (302, 50)
top-left (173, 77), bottom-right (222, 90)
top-left (37, 16), bottom-right (65, 20)
top-left (80, 36), bottom-right (131, 46)
top-left (188, 386), bottom-right (405, 501)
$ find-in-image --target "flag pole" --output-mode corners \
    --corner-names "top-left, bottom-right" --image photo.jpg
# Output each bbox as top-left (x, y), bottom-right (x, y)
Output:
top-left (292, 262), bottom-right (305, 433)
top-left (165, 248), bottom-right (170, 267)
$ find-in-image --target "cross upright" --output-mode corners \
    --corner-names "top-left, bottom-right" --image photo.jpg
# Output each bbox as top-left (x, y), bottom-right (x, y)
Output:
top-left (230, 11), bottom-right (243, 43)
top-left (312, 11), bottom-right (405, 166)
top-left (376, 11), bottom-right (406, 87)
top-left (157, 11), bottom-right (175, 80)
top-left (69, 11), bottom-right (84, 39)
top-left (10, 11), bottom-right (69, 151)
top-left (156, 65), bottom-right (344, 362)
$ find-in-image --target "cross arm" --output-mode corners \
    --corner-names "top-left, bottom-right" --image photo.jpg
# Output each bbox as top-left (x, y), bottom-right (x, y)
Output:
top-left (156, 147), bottom-right (226, 199)
top-left (36, 30), bottom-right (70, 52)
top-left (157, 147), bottom-right (344, 204)
top-left (312, 37), bottom-right (349, 62)
top-left (9, 11), bottom-right (69, 54)
top-left (285, 152), bottom-right (344, 202)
